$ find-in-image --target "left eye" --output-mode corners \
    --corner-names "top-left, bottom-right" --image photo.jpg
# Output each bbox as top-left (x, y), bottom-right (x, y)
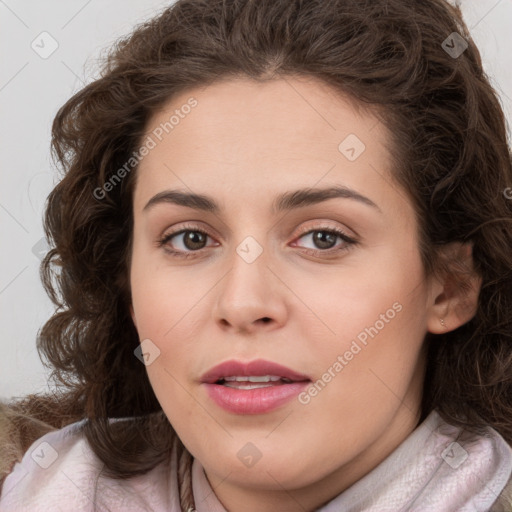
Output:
top-left (293, 228), bottom-right (356, 252)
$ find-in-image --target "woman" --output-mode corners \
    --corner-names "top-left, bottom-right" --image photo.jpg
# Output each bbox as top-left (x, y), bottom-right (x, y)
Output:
top-left (1, 0), bottom-right (511, 510)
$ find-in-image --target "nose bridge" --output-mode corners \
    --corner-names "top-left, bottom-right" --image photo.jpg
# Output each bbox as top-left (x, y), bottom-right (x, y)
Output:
top-left (213, 229), bottom-right (285, 331)
top-left (224, 208), bottom-right (272, 277)
top-left (223, 232), bottom-right (270, 302)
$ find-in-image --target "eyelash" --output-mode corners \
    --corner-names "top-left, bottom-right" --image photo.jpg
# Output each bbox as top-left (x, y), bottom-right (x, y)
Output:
top-left (156, 223), bottom-right (358, 260)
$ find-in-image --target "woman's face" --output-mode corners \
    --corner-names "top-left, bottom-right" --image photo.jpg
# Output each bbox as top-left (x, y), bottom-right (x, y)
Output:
top-left (129, 76), bottom-right (438, 510)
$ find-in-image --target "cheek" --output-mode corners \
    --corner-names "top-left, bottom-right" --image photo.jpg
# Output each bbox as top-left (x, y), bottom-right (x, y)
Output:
top-left (293, 246), bottom-right (426, 358)
top-left (296, 245), bottom-right (429, 408)
top-left (130, 267), bottom-right (201, 409)
top-left (130, 253), bottom-right (204, 344)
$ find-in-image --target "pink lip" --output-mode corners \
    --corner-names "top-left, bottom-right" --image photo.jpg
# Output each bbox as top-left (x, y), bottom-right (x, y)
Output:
top-left (203, 381), bottom-right (310, 414)
top-left (200, 359), bottom-right (311, 415)
top-left (200, 359), bottom-right (311, 384)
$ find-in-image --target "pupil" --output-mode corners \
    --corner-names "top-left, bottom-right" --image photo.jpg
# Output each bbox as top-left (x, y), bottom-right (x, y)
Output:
top-left (185, 231), bottom-right (206, 250)
top-left (314, 231), bottom-right (336, 249)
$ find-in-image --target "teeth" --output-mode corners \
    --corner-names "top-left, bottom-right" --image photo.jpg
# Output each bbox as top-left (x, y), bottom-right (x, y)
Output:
top-left (218, 375), bottom-right (296, 388)
top-left (223, 383), bottom-right (275, 389)
top-left (223, 375), bottom-right (284, 382)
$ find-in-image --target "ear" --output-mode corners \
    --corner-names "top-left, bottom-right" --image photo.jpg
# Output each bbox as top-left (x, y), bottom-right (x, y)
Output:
top-left (130, 304), bottom-right (137, 329)
top-left (426, 242), bottom-right (482, 334)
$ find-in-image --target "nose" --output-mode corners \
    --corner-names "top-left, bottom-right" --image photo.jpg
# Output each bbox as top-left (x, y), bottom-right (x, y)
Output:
top-left (212, 246), bottom-right (287, 335)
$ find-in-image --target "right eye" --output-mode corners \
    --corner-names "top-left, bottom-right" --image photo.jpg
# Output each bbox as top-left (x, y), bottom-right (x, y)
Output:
top-left (157, 224), bottom-right (218, 258)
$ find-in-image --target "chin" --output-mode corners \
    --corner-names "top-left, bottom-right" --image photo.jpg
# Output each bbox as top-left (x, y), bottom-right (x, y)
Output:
top-left (201, 445), bottom-right (317, 489)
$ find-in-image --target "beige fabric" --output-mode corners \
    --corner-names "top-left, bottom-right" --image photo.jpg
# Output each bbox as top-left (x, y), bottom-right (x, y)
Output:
top-left (1, 409), bottom-right (511, 511)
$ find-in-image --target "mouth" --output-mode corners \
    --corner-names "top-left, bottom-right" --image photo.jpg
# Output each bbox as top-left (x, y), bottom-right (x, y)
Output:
top-left (215, 375), bottom-right (297, 389)
top-left (200, 359), bottom-right (312, 414)
top-left (200, 358), bottom-right (312, 384)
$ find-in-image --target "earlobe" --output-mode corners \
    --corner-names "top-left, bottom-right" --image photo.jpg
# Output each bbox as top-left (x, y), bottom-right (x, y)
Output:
top-left (426, 242), bottom-right (482, 334)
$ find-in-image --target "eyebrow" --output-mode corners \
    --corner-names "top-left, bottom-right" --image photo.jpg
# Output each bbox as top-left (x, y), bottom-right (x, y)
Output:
top-left (142, 185), bottom-right (382, 215)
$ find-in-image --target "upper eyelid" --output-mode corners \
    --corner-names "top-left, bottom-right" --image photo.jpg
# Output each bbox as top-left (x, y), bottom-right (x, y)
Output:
top-left (162, 222), bottom-right (352, 236)
top-left (295, 223), bottom-right (356, 239)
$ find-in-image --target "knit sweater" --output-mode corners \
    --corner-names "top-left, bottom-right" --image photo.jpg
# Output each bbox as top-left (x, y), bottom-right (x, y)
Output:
top-left (1, 409), bottom-right (511, 511)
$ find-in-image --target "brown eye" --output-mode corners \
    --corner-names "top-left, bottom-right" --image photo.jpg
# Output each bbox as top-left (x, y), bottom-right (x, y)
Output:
top-left (309, 230), bottom-right (339, 250)
top-left (157, 223), bottom-right (358, 260)
top-left (179, 230), bottom-right (208, 251)
top-left (293, 227), bottom-right (357, 255)
top-left (156, 223), bottom-right (217, 259)
top-left (159, 229), bottom-right (211, 251)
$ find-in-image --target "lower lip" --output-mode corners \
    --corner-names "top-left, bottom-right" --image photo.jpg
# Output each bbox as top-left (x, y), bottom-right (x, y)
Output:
top-left (203, 382), bottom-right (310, 414)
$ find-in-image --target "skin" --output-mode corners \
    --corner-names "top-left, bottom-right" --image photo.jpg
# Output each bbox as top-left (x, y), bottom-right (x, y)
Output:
top-left (129, 76), bottom-right (481, 512)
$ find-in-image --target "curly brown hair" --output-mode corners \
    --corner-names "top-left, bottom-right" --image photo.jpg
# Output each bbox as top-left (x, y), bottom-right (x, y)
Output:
top-left (2, 0), bottom-right (512, 510)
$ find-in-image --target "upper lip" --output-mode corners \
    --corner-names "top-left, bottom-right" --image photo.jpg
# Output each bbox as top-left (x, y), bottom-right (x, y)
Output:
top-left (200, 359), bottom-right (312, 384)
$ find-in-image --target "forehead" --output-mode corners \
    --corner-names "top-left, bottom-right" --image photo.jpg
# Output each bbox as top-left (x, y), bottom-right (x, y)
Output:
top-left (132, 76), bottom-right (395, 215)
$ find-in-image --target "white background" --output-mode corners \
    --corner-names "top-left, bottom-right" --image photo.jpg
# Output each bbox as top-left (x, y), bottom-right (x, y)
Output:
top-left (1, 0), bottom-right (511, 400)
